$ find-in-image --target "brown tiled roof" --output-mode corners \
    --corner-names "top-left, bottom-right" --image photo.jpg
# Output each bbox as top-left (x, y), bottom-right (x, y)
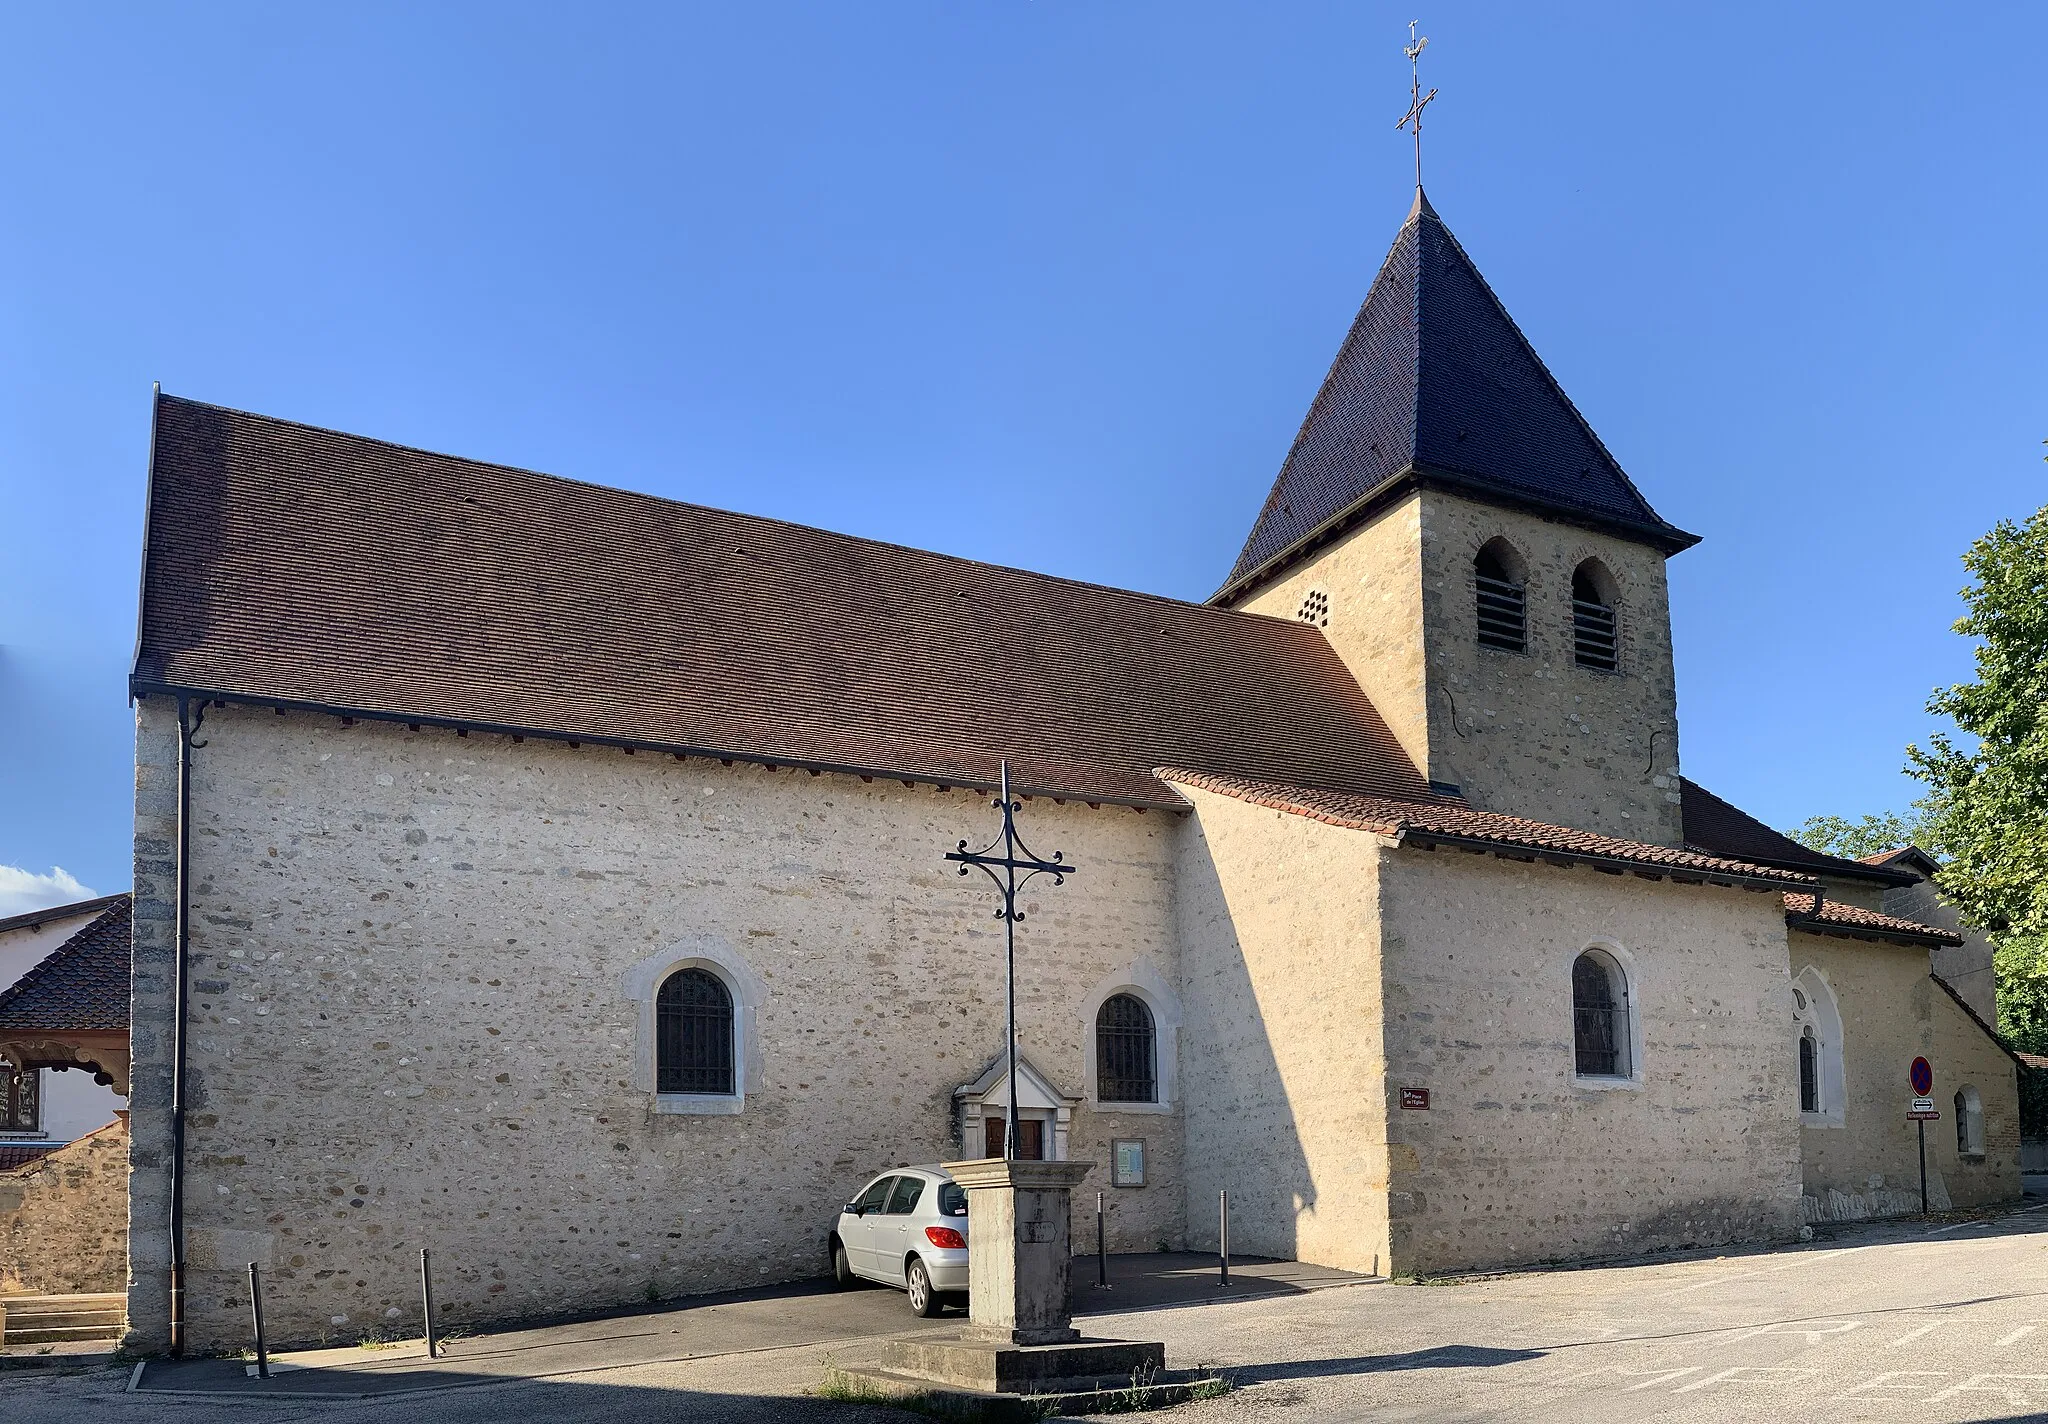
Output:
top-left (1859, 845), bottom-right (1941, 878)
top-left (2017, 1052), bottom-right (2048, 1072)
top-left (0, 892), bottom-right (130, 939)
top-left (1158, 768), bottom-right (1816, 887)
top-left (0, 898), bottom-right (131, 1035)
top-left (0, 1143), bottom-right (61, 1174)
top-left (1782, 892), bottom-right (1960, 946)
top-left (132, 396), bottom-right (1434, 809)
top-left (1679, 780), bottom-right (1917, 886)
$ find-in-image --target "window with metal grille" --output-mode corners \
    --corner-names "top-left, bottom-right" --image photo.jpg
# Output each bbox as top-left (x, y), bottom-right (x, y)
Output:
top-left (1096, 993), bottom-right (1157, 1103)
top-left (1572, 564), bottom-right (1619, 671)
top-left (0, 1066), bottom-right (38, 1132)
top-left (1474, 544), bottom-right (1526, 652)
top-left (656, 968), bottom-right (734, 1095)
top-left (1572, 952), bottom-right (1628, 1078)
top-left (1799, 1028), bottom-right (1820, 1113)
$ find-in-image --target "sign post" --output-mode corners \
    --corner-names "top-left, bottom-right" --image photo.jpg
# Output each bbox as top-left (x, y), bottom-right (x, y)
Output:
top-left (1908, 1058), bottom-right (1938, 1215)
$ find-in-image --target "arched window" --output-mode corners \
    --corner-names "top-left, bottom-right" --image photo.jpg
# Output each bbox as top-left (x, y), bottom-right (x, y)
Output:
top-left (1096, 994), bottom-right (1157, 1103)
top-left (1792, 967), bottom-right (1845, 1124)
top-left (1474, 540), bottom-right (1527, 653)
top-left (1799, 1027), bottom-right (1820, 1113)
top-left (1955, 1086), bottom-right (1984, 1157)
top-left (1572, 950), bottom-right (1630, 1078)
top-left (1572, 561), bottom-right (1619, 671)
top-left (656, 967), bottom-right (734, 1095)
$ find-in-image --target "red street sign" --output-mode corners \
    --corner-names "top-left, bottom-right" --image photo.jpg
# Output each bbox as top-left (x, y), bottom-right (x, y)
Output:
top-left (1910, 1057), bottom-right (1933, 1096)
top-left (1400, 1088), bottom-right (1431, 1111)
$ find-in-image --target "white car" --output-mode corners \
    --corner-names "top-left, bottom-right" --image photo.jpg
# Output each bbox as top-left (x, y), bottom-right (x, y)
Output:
top-left (829, 1165), bottom-right (969, 1317)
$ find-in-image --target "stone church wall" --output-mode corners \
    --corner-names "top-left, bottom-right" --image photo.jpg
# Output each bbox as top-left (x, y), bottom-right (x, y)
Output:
top-left (1791, 930), bottom-right (2020, 1219)
top-left (1175, 786), bottom-right (1394, 1277)
top-left (0, 1114), bottom-right (129, 1295)
top-left (1376, 850), bottom-right (1803, 1275)
top-left (127, 699), bottom-right (1186, 1351)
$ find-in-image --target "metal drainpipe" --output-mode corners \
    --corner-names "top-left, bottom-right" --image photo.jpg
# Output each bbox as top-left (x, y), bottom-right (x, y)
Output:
top-left (168, 694), bottom-right (203, 1356)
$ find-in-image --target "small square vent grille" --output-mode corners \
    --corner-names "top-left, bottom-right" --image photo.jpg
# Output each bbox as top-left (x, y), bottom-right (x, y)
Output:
top-left (1297, 589), bottom-right (1330, 628)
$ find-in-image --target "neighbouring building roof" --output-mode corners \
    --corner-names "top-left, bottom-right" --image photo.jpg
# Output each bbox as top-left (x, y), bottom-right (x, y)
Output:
top-left (0, 897), bottom-right (131, 1035)
top-left (1782, 893), bottom-right (1962, 947)
top-left (1158, 767), bottom-right (1816, 889)
top-left (1679, 780), bottom-right (1918, 887)
top-left (1215, 188), bottom-right (1697, 604)
top-left (0, 1143), bottom-right (61, 1173)
top-left (1860, 845), bottom-right (1941, 879)
top-left (132, 395), bottom-right (1436, 811)
top-left (0, 892), bottom-right (131, 939)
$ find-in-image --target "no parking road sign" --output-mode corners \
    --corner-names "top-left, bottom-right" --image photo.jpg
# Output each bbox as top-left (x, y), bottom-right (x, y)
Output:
top-left (1911, 1056), bottom-right (1933, 1096)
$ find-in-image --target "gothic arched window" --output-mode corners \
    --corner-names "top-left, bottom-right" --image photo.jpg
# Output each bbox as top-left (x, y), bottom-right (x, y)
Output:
top-left (1096, 994), bottom-right (1157, 1104)
top-left (1572, 561), bottom-right (1620, 671)
top-left (1572, 950), bottom-right (1629, 1078)
top-left (656, 967), bottom-right (735, 1095)
top-left (1474, 540), bottom-right (1527, 653)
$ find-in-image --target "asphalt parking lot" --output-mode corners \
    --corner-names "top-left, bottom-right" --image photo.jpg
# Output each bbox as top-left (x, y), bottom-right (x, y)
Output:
top-left (8, 1205), bottom-right (2048, 1421)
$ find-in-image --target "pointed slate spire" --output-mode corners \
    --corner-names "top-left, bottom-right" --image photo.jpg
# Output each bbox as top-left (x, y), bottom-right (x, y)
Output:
top-left (1217, 190), bottom-right (1696, 602)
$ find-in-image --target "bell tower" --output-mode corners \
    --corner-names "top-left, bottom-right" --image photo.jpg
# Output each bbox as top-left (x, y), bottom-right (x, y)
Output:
top-left (1213, 189), bottom-right (1698, 846)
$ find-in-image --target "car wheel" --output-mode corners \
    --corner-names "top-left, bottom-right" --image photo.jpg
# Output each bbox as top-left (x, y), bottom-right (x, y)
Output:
top-left (905, 1258), bottom-right (942, 1318)
top-left (831, 1241), bottom-right (857, 1288)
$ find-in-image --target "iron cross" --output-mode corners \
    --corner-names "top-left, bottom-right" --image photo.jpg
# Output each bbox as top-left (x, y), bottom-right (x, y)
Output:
top-left (945, 761), bottom-right (1079, 1159)
top-left (1396, 20), bottom-right (1438, 190)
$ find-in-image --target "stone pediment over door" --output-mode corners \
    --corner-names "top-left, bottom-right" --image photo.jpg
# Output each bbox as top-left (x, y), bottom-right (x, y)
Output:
top-left (954, 1050), bottom-right (1079, 1161)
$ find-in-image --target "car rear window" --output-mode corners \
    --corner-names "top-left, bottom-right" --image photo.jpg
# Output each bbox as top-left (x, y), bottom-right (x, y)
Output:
top-left (938, 1183), bottom-right (967, 1217)
top-left (886, 1177), bottom-right (925, 1214)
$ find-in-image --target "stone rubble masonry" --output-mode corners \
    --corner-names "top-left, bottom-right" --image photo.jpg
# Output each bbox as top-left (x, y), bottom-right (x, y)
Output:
top-left (1239, 490), bottom-right (1684, 846)
top-left (1378, 850), bottom-right (1805, 1274)
top-left (0, 1114), bottom-right (129, 1295)
top-left (126, 698), bottom-right (1188, 1352)
top-left (1176, 785), bottom-right (1394, 1277)
top-left (1884, 877), bottom-right (1997, 1024)
top-left (1792, 929), bottom-right (2020, 1215)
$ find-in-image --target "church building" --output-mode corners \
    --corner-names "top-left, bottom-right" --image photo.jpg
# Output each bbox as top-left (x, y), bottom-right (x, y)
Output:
top-left (123, 187), bottom-right (2020, 1351)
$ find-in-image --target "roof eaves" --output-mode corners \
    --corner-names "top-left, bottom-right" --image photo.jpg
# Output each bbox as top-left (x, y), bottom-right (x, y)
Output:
top-left (1211, 462), bottom-right (1700, 609)
top-left (1397, 826), bottom-right (1809, 891)
top-left (133, 683), bottom-right (1198, 814)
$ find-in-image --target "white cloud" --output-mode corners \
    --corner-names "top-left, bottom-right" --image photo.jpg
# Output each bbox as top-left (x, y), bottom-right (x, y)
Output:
top-left (0, 866), bottom-right (97, 918)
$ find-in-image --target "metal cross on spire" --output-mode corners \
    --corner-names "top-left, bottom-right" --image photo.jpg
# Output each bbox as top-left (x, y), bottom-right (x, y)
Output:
top-left (945, 761), bottom-right (1079, 1160)
top-left (1396, 20), bottom-right (1438, 190)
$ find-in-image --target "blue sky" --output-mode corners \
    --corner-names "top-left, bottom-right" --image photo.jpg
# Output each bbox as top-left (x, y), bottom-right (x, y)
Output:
top-left (2, 3), bottom-right (2043, 908)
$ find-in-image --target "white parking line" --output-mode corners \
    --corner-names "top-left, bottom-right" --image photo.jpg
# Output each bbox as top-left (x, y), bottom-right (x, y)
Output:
top-left (1887, 1321), bottom-right (1943, 1346)
top-left (1927, 1373), bottom-right (2048, 1406)
top-left (1994, 1325), bottom-right (2040, 1349)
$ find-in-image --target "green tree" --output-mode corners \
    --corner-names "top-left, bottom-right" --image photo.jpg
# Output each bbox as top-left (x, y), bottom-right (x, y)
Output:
top-left (1907, 502), bottom-right (2048, 946)
top-left (1787, 809), bottom-right (1927, 862)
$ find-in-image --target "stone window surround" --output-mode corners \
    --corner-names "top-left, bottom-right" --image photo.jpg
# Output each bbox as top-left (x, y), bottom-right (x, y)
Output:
top-left (622, 936), bottom-right (764, 1116)
top-left (1955, 1084), bottom-right (1985, 1159)
top-left (1791, 965), bottom-right (1846, 1128)
top-left (1570, 939), bottom-right (1644, 1092)
top-left (1078, 962), bottom-right (1180, 1114)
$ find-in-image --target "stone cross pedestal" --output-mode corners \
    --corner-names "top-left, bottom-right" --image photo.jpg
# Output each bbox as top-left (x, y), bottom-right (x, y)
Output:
top-left (948, 1156), bottom-right (1091, 1344)
top-left (871, 1156), bottom-right (1165, 1400)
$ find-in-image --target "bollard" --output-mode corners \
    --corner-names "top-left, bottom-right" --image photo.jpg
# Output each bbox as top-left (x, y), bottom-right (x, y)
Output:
top-left (1217, 1190), bottom-right (1233, 1287)
top-left (421, 1247), bottom-right (439, 1359)
top-left (248, 1262), bottom-right (271, 1379)
top-left (1094, 1190), bottom-right (1110, 1289)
